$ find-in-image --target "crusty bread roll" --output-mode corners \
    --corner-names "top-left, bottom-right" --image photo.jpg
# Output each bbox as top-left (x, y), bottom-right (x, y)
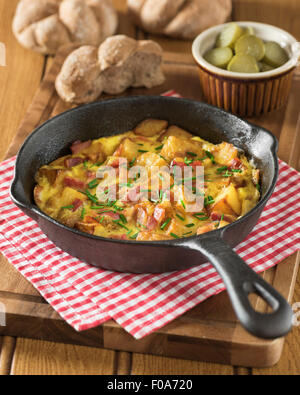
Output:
top-left (55, 35), bottom-right (165, 103)
top-left (12, 0), bottom-right (118, 55)
top-left (127, 0), bottom-right (232, 40)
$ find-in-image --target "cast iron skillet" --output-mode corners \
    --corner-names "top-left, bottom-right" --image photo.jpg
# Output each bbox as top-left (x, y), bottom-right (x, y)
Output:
top-left (10, 96), bottom-right (293, 339)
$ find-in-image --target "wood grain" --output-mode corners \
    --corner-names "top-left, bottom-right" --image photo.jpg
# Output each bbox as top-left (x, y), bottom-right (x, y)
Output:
top-left (233, 0), bottom-right (300, 40)
top-left (131, 354), bottom-right (234, 375)
top-left (0, 0), bottom-right (299, 375)
top-left (11, 338), bottom-right (116, 375)
top-left (0, 0), bottom-right (45, 162)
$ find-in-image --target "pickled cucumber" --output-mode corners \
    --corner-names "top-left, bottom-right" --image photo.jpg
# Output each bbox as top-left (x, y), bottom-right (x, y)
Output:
top-left (243, 26), bottom-right (254, 35)
top-left (227, 54), bottom-right (259, 73)
top-left (204, 23), bottom-right (289, 73)
top-left (216, 23), bottom-right (244, 48)
top-left (259, 62), bottom-right (274, 72)
top-left (235, 34), bottom-right (265, 61)
top-left (263, 41), bottom-right (289, 67)
top-left (204, 47), bottom-right (233, 68)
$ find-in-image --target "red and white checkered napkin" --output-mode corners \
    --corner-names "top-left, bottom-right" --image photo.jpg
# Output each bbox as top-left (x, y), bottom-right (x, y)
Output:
top-left (0, 93), bottom-right (300, 339)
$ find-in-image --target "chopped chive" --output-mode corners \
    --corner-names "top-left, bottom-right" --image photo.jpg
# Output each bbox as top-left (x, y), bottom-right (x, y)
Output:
top-left (186, 151), bottom-right (197, 157)
top-left (180, 199), bottom-right (186, 209)
top-left (81, 207), bottom-right (86, 219)
top-left (129, 157), bottom-right (136, 166)
top-left (159, 154), bottom-right (167, 161)
top-left (205, 150), bottom-right (216, 164)
top-left (141, 189), bottom-right (151, 193)
top-left (158, 173), bottom-right (164, 181)
top-left (200, 155), bottom-right (208, 160)
top-left (93, 216), bottom-right (104, 224)
top-left (185, 223), bottom-right (195, 228)
top-left (119, 182), bottom-right (133, 188)
top-left (231, 169), bottom-right (243, 173)
top-left (160, 218), bottom-right (171, 230)
top-left (61, 205), bottom-right (74, 210)
top-left (183, 231), bottom-right (193, 236)
top-left (129, 232), bottom-right (139, 240)
top-left (155, 145), bottom-right (163, 151)
top-left (113, 221), bottom-right (129, 231)
top-left (216, 166), bottom-right (228, 173)
top-left (83, 161), bottom-right (89, 169)
top-left (84, 189), bottom-right (99, 204)
top-left (88, 179), bottom-right (99, 189)
top-left (170, 233), bottom-right (180, 239)
top-left (184, 157), bottom-right (193, 166)
top-left (91, 161), bottom-right (104, 168)
top-left (176, 213), bottom-right (185, 221)
top-left (137, 143), bottom-right (144, 146)
top-left (119, 214), bottom-right (127, 224)
top-left (137, 222), bottom-right (147, 229)
top-left (256, 183), bottom-right (261, 192)
top-left (204, 196), bottom-right (215, 206)
top-left (138, 149), bottom-right (148, 153)
top-left (221, 214), bottom-right (224, 221)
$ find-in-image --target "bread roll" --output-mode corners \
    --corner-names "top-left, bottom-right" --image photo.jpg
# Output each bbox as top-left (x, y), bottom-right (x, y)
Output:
top-left (55, 35), bottom-right (165, 103)
top-left (12, 0), bottom-right (118, 54)
top-left (127, 0), bottom-right (232, 40)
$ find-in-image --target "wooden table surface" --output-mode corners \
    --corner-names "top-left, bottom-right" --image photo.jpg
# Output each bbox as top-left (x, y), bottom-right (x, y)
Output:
top-left (0, 0), bottom-right (299, 375)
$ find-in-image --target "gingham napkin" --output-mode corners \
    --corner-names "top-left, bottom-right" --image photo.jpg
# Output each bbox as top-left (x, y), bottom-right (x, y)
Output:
top-left (0, 92), bottom-right (299, 339)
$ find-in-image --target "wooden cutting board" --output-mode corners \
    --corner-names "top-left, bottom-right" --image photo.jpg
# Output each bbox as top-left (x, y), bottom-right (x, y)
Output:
top-left (0, 45), bottom-right (299, 368)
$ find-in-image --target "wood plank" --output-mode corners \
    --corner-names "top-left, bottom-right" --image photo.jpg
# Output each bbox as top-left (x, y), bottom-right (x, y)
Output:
top-left (131, 353), bottom-right (234, 375)
top-left (253, 269), bottom-right (300, 375)
top-left (0, 0), bottom-right (45, 162)
top-left (11, 338), bottom-right (116, 375)
top-left (233, 0), bottom-right (300, 40)
top-left (0, 337), bottom-right (16, 375)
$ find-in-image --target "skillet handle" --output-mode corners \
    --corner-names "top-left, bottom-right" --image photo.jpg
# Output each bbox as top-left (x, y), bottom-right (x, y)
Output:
top-left (185, 236), bottom-right (293, 339)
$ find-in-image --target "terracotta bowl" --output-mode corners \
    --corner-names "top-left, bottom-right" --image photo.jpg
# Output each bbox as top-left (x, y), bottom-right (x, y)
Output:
top-left (192, 21), bottom-right (300, 117)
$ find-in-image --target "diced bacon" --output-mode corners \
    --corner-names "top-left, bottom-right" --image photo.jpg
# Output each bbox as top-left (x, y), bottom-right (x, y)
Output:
top-left (72, 199), bottom-right (83, 211)
top-left (126, 185), bottom-right (140, 202)
top-left (153, 206), bottom-right (165, 224)
top-left (87, 170), bottom-right (96, 180)
top-left (98, 211), bottom-right (120, 220)
top-left (63, 177), bottom-right (85, 189)
top-left (191, 160), bottom-right (203, 169)
top-left (147, 215), bottom-right (158, 230)
top-left (70, 140), bottom-right (91, 154)
top-left (65, 157), bottom-right (83, 168)
top-left (136, 207), bottom-right (147, 227)
top-left (229, 158), bottom-right (243, 170)
top-left (111, 234), bottom-right (128, 240)
top-left (210, 212), bottom-right (236, 223)
top-left (170, 160), bottom-right (185, 169)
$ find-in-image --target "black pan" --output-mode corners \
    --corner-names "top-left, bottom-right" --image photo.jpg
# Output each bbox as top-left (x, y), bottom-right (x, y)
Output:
top-left (10, 96), bottom-right (293, 339)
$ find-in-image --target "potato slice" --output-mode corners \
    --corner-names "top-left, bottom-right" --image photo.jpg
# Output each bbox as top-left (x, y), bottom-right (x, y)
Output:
top-left (235, 34), bottom-right (265, 61)
top-left (60, 187), bottom-right (87, 207)
top-left (212, 142), bottom-right (238, 165)
top-left (160, 136), bottom-right (203, 161)
top-left (204, 47), bottom-right (233, 69)
top-left (134, 119), bottom-right (168, 137)
top-left (263, 42), bottom-right (289, 68)
top-left (227, 54), bottom-right (259, 73)
top-left (216, 23), bottom-right (244, 48)
top-left (212, 184), bottom-right (241, 216)
top-left (159, 125), bottom-right (192, 141)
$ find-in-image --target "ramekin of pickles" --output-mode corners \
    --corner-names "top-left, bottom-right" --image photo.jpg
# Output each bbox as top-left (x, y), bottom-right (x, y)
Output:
top-left (192, 22), bottom-right (299, 116)
top-left (204, 22), bottom-right (289, 73)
